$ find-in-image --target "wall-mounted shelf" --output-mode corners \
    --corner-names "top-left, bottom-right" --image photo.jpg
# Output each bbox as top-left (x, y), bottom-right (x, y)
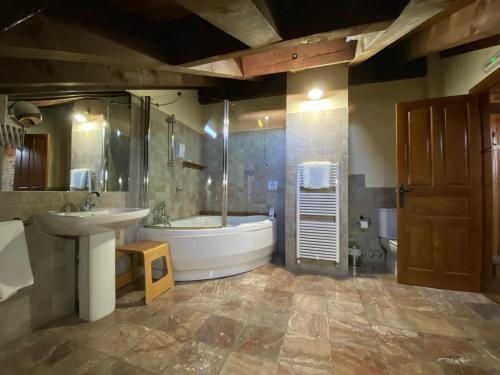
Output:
top-left (182, 160), bottom-right (207, 170)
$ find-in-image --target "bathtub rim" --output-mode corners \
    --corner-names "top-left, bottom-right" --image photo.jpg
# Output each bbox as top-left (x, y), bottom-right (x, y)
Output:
top-left (142, 215), bottom-right (274, 236)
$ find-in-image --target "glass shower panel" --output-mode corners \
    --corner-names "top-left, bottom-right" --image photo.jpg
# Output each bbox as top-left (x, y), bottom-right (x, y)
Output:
top-left (102, 96), bottom-right (131, 192)
top-left (147, 94), bottom-right (227, 228)
top-left (227, 97), bottom-right (286, 254)
top-left (199, 99), bottom-right (227, 227)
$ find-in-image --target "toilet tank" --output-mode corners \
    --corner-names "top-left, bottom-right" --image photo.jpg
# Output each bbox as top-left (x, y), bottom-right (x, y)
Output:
top-left (378, 208), bottom-right (397, 239)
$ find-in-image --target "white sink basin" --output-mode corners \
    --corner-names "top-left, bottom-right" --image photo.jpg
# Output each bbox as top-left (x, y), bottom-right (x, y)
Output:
top-left (34, 208), bottom-right (150, 236)
top-left (33, 207), bottom-right (150, 322)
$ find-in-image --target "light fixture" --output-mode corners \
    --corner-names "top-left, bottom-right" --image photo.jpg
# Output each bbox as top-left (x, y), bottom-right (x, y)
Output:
top-left (9, 101), bottom-right (43, 128)
top-left (308, 87), bottom-right (324, 100)
top-left (116, 129), bottom-right (121, 137)
top-left (74, 112), bottom-right (88, 123)
top-left (257, 119), bottom-right (264, 128)
top-left (203, 125), bottom-right (217, 139)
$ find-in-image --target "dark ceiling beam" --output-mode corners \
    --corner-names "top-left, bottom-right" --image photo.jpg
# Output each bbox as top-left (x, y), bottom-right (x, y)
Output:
top-left (0, 13), bottom-right (245, 79)
top-left (172, 0), bottom-right (281, 47)
top-left (241, 39), bottom-right (356, 77)
top-left (161, 15), bottom-right (248, 65)
top-left (45, 0), bottom-right (169, 63)
top-left (398, 0), bottom-right (500, 61)
top-left (439, 34), bottom-right (500, 58)
top-left (0, 58), bottom-right (222, 91)
top-left (349, 0), bottom-right (474, 64)
top-left (268, 0), bottom-right (407, 40)
top-left (182, 20), bottom-right (392, 68)
top-left (198, 73), bottom-right (286, 104)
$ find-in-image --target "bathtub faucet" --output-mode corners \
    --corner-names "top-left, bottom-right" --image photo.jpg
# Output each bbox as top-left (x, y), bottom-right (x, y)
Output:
top-left (154, 201), bottom-right (171, 227)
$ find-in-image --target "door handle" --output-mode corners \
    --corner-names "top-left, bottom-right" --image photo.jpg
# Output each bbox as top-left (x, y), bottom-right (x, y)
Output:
top-left (398, 184), bottom-right (412, 208)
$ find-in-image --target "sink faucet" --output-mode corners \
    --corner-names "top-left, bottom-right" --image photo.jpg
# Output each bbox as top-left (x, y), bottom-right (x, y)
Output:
top-left (80, 192), bottom-right (101, 211)
top-left (154, 201), bottom-right (171, 227)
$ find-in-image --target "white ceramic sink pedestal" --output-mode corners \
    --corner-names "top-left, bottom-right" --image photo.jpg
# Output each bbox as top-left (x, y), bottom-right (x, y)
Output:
top-left (34, 208), bottom-right (149, 322)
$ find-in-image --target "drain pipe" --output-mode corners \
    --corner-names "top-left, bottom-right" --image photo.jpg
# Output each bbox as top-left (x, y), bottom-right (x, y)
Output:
top-left (221, 99), bottom-right (229, 227)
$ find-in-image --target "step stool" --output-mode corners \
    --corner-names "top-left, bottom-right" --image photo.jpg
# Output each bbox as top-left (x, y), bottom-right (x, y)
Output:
top-left (116, 241), bottom-right (174, 304)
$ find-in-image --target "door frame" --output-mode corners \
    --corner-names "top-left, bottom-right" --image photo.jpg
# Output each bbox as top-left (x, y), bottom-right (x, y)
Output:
top-left (471, 67), bottom-right (500, 293)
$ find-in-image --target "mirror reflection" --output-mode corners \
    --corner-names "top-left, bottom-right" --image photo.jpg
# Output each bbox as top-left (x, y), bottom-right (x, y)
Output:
top-left (0, 94), bottom-right (131, 192)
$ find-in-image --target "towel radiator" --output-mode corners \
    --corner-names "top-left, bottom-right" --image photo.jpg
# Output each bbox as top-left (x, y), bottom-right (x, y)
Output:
top-left (296, 163), bottom-right (339, 262)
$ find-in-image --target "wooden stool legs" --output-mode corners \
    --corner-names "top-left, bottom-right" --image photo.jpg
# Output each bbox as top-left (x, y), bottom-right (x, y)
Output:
top-left (115, 250), bottom-right (139, 290)
top-left (116, 241), bottom-right (174, 304)
top-left (143, 244), bottom-right (174, 304)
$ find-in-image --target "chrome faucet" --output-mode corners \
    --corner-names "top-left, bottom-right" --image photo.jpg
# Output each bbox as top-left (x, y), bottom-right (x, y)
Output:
top-left (154, 201), bottom-right (171, 227)
top-left (80, 191), bottom-right (101, 211)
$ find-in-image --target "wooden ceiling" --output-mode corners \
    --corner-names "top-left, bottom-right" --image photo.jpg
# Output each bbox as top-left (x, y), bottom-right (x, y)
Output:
top-left (0, 0), bottom-right (498, 93)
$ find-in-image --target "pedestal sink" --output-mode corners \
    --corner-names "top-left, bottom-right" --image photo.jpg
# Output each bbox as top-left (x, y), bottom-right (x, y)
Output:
top-left (34, 208), bottom-right (150, 321)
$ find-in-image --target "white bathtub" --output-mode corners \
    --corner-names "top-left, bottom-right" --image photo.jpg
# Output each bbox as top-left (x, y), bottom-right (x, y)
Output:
top-left (138, 215), bottom-right (277, 281)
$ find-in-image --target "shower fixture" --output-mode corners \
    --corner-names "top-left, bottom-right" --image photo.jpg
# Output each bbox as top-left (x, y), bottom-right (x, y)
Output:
top-left (166, 114), bottom-right (176, 163)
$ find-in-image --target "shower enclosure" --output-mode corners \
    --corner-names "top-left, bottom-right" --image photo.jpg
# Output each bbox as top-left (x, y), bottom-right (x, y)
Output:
top-left (139, 93), bottom-right (285, 280)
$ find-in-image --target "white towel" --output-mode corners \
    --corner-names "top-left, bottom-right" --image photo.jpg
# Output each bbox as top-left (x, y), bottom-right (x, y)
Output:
top-left (70, 169), bottom-right (92, 191)
top-left (0, 221), bottom-right (34, 302)
top-left (303, 162), bottom-right (331, 189)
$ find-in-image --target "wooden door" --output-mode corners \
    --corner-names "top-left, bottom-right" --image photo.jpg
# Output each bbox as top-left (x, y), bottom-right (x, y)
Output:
top-left (396, 95), bottom-right (482, 292)
top-left (14, 133), bottom-right (48, 191)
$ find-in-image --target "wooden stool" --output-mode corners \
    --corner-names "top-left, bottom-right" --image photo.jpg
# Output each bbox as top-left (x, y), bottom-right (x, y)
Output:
top-left (116, 241), bottom-right (174, 304)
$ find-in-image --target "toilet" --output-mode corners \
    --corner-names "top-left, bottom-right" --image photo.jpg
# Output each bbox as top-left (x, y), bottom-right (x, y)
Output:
top-left (378, 208), bottom-right (397, 274)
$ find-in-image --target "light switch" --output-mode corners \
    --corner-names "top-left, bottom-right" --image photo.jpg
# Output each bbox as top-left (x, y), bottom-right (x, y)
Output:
top-left (268, 180), bottom-right (278, 191)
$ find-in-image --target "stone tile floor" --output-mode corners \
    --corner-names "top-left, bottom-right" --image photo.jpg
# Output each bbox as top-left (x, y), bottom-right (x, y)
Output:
top-left (1, 264), bottom-right (500, 374)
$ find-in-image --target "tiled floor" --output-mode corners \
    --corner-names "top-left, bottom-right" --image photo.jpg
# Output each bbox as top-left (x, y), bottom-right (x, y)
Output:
top-left (1, 264), bottom-right (500, 374)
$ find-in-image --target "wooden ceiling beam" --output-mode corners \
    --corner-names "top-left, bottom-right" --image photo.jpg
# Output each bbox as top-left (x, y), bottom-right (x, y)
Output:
top-left (182, 20), bottom-right (392, 68)
top-left (172, 0), bottom-right (281, 47)
top-left (241, 39), bottom-right (356, 77)
top-left (349, 0), bottom-right (474, 65)
top-left (400, 0), bottom-right (500, 61)
top-left (0, 58), bottom-right (222, 91)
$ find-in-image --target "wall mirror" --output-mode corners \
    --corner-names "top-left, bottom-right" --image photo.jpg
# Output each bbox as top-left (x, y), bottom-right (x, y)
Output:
top-left (0, 93), bottom-right (132, 192)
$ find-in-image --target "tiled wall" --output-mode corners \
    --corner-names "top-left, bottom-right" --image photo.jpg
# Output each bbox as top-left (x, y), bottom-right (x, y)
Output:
top-left (71, 120), bottom-right (105, 191)
top-left (285, 109), bottom-right (349, 276)
top-left (0, 147), bottom-right (15, 191)
top-left (348, 174), bottom-right (396, 264)
top-left (200, 129), bottom-right (286, 257)
top-left (147, 106), bottom-right (202, 222)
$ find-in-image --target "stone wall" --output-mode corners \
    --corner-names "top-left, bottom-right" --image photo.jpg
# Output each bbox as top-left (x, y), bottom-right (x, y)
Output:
top-left (0, 147), bottom-right (15, 191)
top-left (200, 129), bottom-right (286, 258)
top-left (285, 65), bottom-right (349, 276)
top-left (71, 118), bottom-right (105, 191)
top-left (285, 109), bottom-right (349, 275)
top-left (147, 106), bottom-right (202, 222)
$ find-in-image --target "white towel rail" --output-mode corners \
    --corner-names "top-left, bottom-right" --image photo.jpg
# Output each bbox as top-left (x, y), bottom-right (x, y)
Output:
top-left (296, 163), bottom-right (339, 262)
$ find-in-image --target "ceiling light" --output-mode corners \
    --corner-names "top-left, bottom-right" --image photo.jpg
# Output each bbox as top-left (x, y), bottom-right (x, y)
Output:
top-left (308, 88), bottom-right (324, 100)
top-left (74, 112), bottom-right (88, 123)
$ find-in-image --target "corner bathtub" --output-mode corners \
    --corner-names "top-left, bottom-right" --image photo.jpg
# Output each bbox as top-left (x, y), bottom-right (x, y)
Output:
top-left (138, 215), bottom-right (277, 281)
